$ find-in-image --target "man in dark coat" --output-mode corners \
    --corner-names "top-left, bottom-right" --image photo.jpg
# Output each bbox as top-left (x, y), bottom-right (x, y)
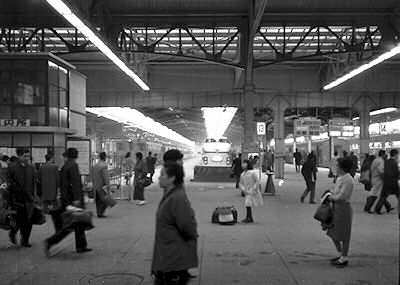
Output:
top-left (44, 148), bottom-right (92, 255)
top-left (38, 154), bottom-right (61, 232)
top-left (374, 149), bottom-right (399, 214)
top-left (7, 147), bottom-right (36, 247)
top-left (300, 153), bottom-right (317, 204)
top-left (231, 153), bottom-right (243, 189)
top-left (152, 161), bottom-right (198, 284)
top-left (293, 149), bottom-right (302, 173)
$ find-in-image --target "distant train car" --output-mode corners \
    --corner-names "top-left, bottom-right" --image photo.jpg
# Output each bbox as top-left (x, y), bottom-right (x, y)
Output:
top-left (201, 137), bottom-right (232, 166)
top-left (285, 138), bottom-right (350, 167)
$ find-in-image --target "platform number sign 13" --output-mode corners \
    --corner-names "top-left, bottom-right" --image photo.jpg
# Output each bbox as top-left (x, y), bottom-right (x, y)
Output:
top-left (257, 122), bottom-right (266, 135)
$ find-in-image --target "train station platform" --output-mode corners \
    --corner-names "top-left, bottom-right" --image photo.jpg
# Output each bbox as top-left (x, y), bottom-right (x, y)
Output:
top-left (0, 157), bottom-right (398, 285)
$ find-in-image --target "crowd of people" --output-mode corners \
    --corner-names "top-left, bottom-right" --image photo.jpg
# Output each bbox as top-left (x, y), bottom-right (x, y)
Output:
top-left (0, 147), bottom-right (198, 285)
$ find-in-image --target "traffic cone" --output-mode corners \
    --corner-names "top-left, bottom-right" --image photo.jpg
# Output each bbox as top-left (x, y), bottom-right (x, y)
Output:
top-left (264, 173), bottom-right (275, 195)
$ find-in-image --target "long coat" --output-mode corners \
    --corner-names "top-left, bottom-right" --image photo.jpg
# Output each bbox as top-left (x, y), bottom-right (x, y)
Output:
top-left (133, 159), bottom-right (148, 187)
top-left (382, 158), bottom-right (400, 196)
top-left (151, 185), bottom-right (198, 273)
top-left (91, 161), bottom-right (110, 192)
top-left (60, 160), bottom-right (84, 208)
top-left (8, 161), bottom-right (36, 218)
top-left (239, 169), bottom-right (263, 207)
top-left (38, 162), bottom-right (60, 201)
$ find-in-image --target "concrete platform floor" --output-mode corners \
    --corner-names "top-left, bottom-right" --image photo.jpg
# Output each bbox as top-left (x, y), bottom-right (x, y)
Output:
top-left (0, 157), bottom-right (398, 285)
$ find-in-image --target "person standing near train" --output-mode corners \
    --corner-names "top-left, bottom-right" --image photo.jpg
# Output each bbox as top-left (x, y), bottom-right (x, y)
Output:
top-left (133, 152), bottom-right (148, 205)
top-left (300, 153), bottom-right (317, 204)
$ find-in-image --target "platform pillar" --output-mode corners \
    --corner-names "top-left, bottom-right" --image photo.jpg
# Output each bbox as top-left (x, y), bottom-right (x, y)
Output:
top-left (358, 105), bottom-right (371, 164)
top-left (273, 101), bottom-right (285, 179)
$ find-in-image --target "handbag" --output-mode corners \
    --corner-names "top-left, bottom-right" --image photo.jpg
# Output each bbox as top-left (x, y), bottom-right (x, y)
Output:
top-left (137, 177), bottom-right (152, 188)
top-left (61, 208), bottom-right (94, 232)
top-left (359, 170), bottom-right (370, 184)
top-left (313, 203), bottom-right (332, 223)
top-left (32, 205), bottom-right (46, 225)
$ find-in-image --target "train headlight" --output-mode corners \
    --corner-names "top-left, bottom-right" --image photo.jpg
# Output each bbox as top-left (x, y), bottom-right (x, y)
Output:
top-left (226, 157), bottom-right (231, 165)
top-left (202, 156), bottom-right (208, 165)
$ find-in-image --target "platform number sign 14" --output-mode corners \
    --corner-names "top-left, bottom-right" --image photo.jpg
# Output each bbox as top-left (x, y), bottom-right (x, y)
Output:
top-left (257, 122), bottom-right (266, 135)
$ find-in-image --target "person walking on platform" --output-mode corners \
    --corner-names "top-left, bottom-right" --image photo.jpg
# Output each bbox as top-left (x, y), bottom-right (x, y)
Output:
top-left (44, 148), bottom-right (92, 255)
top-left (134, 152), bottom-right (148, 205)
top-left (360, 154), bottom-right (374, 191)
top-left (325, 157), bottom-right (354, 267)
top-left (329, 151), bottom-right (339, 183)
top-left (294, 149), bottom-right (302, 173)
top-left (239, 159), bottom-right (263, 223)
top-left (163, 149), bottom-right (184, 165)
top-left (7, 148), bottom-right (36, 247)
top-left (152, 161), bottom-right (198, 285)
top-left (146, 151), bottom-right (156, 183)
top-left (364, 150), bottom-right (393, 213)
top-left (374, 149), bottom-right (398, 214)
top-left (91, 152), bottom-right (110, 218)
top-left (38, 154), bottom-right (61, 232)
top-left (231, 153), bottom-right (243, 190)
top-left (300, 153), bottom-right (317, 204)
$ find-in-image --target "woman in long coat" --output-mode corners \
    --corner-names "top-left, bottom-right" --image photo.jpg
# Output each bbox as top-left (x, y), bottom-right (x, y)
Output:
top-left (239, 159), bottom-right (263, 223)
top-left (326, 157), bottom-right (354, 267)
top-left (133, 152), bottom-right (148, 205)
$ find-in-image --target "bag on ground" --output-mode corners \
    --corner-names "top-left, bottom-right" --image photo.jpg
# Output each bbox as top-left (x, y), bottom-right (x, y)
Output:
top-left (211, 205), bottom-right (238, 225)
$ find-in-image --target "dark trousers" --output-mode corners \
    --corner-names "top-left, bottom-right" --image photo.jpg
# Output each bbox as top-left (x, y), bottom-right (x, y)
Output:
top-left (134, 184), bottom-right (145, 200)
top-left (295, 163), bottom-right (301, 172)
top-left (95, 189), bottom-right (107, 216)
top-left (50, 209), bottom-right (63, 233)
top-left (234, 174), bottom-right (240, 188)
top-left (154, 270), bottom-right (190, 285)
top-left (301, 179), bottom-right (315, 202)
top-left (375, 192), bottom-right (397, 213)
top-left (10, 205), bottom-right (33, 245)
top-left (149, 171), bottom-right (155, 182)
top-left (47, 223), bottom-right (87, 251)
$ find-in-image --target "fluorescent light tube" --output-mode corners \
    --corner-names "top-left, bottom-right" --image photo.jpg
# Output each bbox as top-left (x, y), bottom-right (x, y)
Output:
top-left (46, 0), bottom-right (149, 91)
top-left (323, 45), bottom-right (400, 90)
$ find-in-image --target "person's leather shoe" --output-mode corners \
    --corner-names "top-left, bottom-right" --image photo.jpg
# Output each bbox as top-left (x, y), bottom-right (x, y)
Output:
top-left (77, 247), bottom-right (93, 253)
top-left (21, 243), bottom-right (32, 248)
top-left (309, 201), bottom-right (317, 204)
top-left (97, 214), bottom-right (106, 218)
top-left (330, 256), bottom-right (340, 264)
top-left (300, 196), bottom-right (304, 203)
top-left (242, 218), bottom-right (254, 223)
top-left (331, 259), bottom-right (348, 267)
top-left (386, 207), bottom-right (395, 213)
